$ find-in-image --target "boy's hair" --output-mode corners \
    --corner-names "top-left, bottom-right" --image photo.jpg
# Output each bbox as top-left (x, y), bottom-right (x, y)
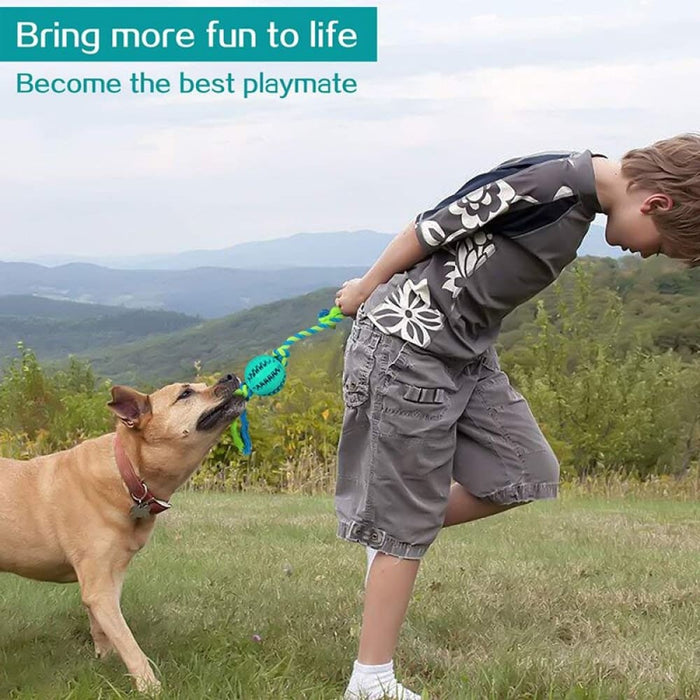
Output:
top-left (621, 132), bottom-right (700, 267)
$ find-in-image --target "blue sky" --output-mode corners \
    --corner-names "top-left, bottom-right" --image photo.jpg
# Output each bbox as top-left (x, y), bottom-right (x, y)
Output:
top-left (1, 0), bottom-right (699, 258)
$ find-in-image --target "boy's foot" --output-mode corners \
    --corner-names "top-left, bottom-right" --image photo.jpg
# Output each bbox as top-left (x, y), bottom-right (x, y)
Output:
top-left (344, 679), bottom-right (422, 700)
top-left (344, 660), bottom-right (422, 700)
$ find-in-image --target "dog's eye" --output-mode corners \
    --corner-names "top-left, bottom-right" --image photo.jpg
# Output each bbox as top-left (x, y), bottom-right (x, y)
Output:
top-left (177, 388), bottom-right (194, 401)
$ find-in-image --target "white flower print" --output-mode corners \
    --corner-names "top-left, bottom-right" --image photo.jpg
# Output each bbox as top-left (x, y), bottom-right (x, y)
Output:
top-left (443, 232), bottom-right (496, 298)
top-left (418, 179), bottom-right (539, 248)
top-left (441, 180), bottom-right (516, 245)
top-left (368, 278), bottom-right (444, 347)
top-left (418, 219), bottom-right (462, 248)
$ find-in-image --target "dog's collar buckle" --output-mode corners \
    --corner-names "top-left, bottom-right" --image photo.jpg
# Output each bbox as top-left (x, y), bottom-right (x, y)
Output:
top-left (114, 435), bottom-right (172, 519)
top-left (130, 494), bottom-right (171, 520)
top-left (129, 488), bottom-right (172, 520)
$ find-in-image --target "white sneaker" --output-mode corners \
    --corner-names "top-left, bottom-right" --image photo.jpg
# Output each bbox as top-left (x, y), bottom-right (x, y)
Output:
top-left (344, 679), bottom-right (422, 700)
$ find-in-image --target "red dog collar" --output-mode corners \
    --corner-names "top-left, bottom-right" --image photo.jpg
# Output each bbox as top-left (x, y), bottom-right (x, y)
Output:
top-left (114, 434), bottom-right (171, 519)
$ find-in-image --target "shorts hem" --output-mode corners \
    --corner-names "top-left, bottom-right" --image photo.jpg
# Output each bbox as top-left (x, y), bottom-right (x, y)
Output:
top-left (337, 520), bottom-right (428, 560)
top-left (478, 480), bottom-right (559, 504)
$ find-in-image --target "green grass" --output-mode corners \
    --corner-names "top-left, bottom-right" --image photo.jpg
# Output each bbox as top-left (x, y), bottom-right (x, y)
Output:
top-left (1, 493), bottom-right (698, 699)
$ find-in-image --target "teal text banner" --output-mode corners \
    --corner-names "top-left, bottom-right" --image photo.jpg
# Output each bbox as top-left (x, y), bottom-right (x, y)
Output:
top-left (0, 6), bottom-right (377, 62)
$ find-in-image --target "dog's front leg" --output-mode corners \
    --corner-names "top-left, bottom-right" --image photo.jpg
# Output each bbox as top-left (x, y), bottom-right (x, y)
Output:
top-left (77, 561), bottom-right (161, 694)
top-left (88, 609), bottom-right (114, 658)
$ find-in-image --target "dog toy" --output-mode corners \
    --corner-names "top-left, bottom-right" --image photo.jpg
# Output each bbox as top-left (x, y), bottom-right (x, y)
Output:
top-left (244, 354), bottom-right (287, 396)
top-left (229, 306), bottom-right (346, 455)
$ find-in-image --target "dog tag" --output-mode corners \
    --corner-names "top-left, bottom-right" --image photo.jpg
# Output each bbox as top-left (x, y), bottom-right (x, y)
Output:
top-left (130, 502), bottom-right (152, 520)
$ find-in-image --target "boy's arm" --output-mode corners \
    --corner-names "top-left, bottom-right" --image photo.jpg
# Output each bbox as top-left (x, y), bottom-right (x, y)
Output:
top-left (360, 220), bottom-right (427, 291)
top-left (336, 166), bottom-right (548, 316)
top-left (335, 220), bottom-right (427, 317)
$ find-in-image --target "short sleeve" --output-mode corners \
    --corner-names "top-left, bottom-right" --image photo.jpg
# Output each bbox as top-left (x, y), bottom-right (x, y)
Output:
top-left (415, 177), bottom-right (539, 250)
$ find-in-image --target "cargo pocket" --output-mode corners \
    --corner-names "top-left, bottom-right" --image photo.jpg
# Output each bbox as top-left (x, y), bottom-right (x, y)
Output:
top-left (342, 322), bottom-right (381, 408)
top-left (378, 376), bottom-right (455, 486)
top-left (402, 385), bottom-right (446, 405)
top-left (379, 377), bottom-right (450, 440)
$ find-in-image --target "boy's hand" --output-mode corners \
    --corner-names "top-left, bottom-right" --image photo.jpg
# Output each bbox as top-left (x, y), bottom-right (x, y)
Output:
top-left (335, 278), bottom-right (373, 318)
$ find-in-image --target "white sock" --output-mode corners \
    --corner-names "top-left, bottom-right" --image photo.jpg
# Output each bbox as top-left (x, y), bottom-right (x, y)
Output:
top-left (354, 659), bottom-right (394, 679)
top-left (364, 546), bottom-right (379, 588)
top-left (347, 660), bottom-right (394, 697)
top-left (345, 659), bottom-right (421, 700)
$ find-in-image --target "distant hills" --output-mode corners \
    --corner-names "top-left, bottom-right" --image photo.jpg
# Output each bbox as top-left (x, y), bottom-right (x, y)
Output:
top-left (21, 231), bottom-right (397, 270)
top-left (78, 288), bottom-right (346, 387)
top-left (0, 262), bottom-right (367, 318)
top-left (0, 227), bottom-right (618, 319)
top-left (0, 295), bottom-right (189, 321)
top-left (1, 255), bottom-right (698, 387)
top-left (0, 295), bottom-right (199, 361)
top-left (0, 290), bottom-right (349, 387)
top-left (17, 226), bottom-right (618, 270)
top-left (77, 256), bottom-right (700, 386)
top-left (0, 227), bottom-right (636, 386)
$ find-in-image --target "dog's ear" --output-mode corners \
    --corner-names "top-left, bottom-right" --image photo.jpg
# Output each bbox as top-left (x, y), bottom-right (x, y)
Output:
top-left (108, 386), bottom-right (152, 429)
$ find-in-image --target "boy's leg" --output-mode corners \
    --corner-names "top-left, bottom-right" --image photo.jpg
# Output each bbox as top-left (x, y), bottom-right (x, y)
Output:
top-left (338, 319), bottom-right (479, 700)
top-left (443, 482), bottom-right (519, 527)
top-left (451, 346), bottom-right (560, 515)
top-left (358, 553), bottom-right (421, 664)
top-left (364, 545), bottom-right (378, 587)
top-left (345, 553), bottom-right (422, 700)
top-left (365, 484), bottom-right (511, 588)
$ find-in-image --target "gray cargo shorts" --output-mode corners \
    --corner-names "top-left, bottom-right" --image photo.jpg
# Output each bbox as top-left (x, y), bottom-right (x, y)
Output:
top-left (335, 314), bottom-right (559, 559)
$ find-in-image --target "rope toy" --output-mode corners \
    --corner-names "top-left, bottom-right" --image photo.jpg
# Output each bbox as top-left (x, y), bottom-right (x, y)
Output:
top-left (229, 306), bottom-right (346, 455)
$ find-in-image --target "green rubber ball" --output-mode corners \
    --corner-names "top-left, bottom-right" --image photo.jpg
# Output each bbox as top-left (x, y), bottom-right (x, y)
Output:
top-left (244, 355), bottom-right (286, 396)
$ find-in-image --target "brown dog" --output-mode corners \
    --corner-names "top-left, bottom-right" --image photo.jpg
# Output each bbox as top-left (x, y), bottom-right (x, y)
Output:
top-left (0, 374), bottom-right (244, 693)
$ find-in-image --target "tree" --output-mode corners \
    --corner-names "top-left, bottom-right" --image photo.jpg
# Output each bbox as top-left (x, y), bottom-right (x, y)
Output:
top-left (505, 265), bottom-right (699, 477)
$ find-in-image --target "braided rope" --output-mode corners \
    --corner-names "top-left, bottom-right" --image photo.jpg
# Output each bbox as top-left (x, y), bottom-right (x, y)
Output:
top-left (230, 305), bottom-right (346, 454)
top-left (272, 306), bottom-right (345, 366)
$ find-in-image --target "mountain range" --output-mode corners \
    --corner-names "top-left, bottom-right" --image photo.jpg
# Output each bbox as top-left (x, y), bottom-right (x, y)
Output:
top-left (15, 226), bottom-right (617, 270)
top-left (72, 256), bottom-right (700, 386)
top-left (1, 255), bottom-right (697, 387)
top-left (0, 227), bottom-right (619, 318)
top-left (0, 262), bottom-right (366, 318)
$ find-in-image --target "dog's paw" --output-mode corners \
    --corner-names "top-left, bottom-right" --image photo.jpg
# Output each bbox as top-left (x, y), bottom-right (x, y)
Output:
top-left (94, 640), bottom-right (114, 658)
top-left (135, 674), bottom-right (162, 696)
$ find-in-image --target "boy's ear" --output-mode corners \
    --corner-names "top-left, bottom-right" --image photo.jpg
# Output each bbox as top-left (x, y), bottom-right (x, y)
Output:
top-left (641, 193), bottom-right (673, 214)
top-left (108, 386), bottom-right (152, 429)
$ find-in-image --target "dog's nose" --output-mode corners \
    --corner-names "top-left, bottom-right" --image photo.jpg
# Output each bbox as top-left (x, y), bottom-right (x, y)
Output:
top-left (216, 373), bottom-right (239, 386)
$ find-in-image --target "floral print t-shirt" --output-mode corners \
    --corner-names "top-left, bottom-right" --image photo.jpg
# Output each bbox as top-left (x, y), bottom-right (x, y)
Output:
top-left (363, 150), bottom-right (605, 360)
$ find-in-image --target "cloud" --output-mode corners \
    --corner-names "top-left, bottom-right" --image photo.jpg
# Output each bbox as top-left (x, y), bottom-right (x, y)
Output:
top-left (2, 0), bottom-right (700, 256)
top-left (360, 58), bottom-right (700, 112)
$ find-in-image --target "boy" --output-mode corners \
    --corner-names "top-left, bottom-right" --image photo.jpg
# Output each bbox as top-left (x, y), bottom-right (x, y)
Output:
top-left (334, 134), bottom-right (700, 700)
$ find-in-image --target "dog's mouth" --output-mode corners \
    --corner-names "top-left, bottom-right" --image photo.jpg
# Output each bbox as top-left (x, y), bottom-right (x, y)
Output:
top-left (196, 394), bottom-right (246, 432)
top-left (196, 376), bottom-right (246, 432)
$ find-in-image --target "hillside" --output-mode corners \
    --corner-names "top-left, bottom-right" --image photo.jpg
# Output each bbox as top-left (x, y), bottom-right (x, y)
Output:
top-left (0, 295), bottom-right (152, 320)
top-left (500, 255), bottom-right (700, 356)
top-left (0, 296), bottom-right (199, 361)
top-left (81, 288), bottom-right (348, 386)
top-left (79, 256), bottom-right (700, 386)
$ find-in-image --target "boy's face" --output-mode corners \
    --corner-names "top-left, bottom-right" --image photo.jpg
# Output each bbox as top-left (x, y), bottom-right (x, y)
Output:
top-left (604, 189), bottom-right (675, 259)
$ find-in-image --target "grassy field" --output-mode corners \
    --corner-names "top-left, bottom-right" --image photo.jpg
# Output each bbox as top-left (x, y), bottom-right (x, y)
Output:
top-left (1, 492), bottom-right (698, 699)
